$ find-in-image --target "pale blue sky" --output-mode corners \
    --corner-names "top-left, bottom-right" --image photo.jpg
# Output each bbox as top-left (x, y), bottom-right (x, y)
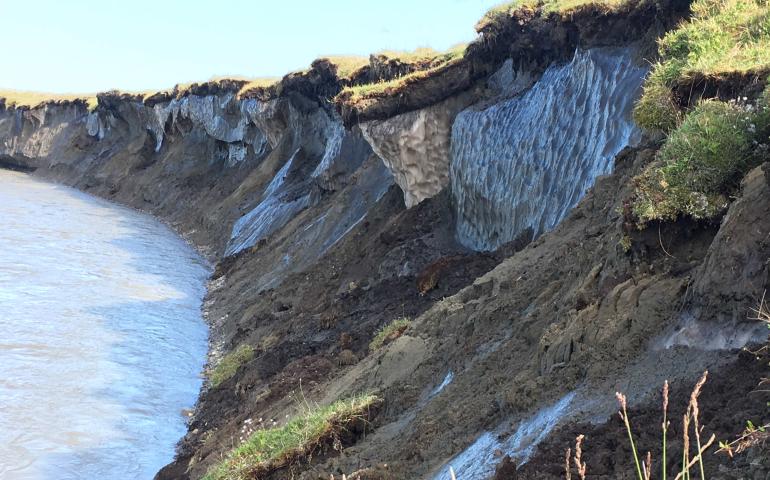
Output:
top-left (1, 0), bottom-right (502, 94)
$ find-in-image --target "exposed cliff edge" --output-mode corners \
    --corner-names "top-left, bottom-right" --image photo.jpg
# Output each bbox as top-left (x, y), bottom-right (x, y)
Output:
top-left (1, 0), bottom-right (769, 478)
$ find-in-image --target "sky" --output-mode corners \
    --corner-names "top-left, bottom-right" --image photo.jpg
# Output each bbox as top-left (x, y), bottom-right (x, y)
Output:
top-left (0, 0), bottom-right (503, 94)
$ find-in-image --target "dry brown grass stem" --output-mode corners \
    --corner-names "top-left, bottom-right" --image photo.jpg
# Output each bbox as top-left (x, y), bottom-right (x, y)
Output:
top-left (574, 435), bottom-right (587, 480)
top-left (673, 434), bottom-right (716, 480)
top-left (564, 447), bottom-right (572, 480)
top-left (644, 451), bottom-right (652, 480)
top-left (690, 371), bottom-right (709, 479)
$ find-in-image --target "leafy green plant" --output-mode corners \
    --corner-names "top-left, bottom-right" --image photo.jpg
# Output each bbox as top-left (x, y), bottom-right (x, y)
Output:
top-left (203, 394), bottom-right (378, 480)
top-left (369, 317), bottom-right (411, 352)
top-left (209, 344), bottom-right (254, 388)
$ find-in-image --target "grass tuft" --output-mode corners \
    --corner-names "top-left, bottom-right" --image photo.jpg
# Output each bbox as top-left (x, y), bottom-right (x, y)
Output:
top-left (369, 317), bottom-right (411, 352)
top-left (321, 56), bottom-right (370, 79)
top-left (631, 94), bottom-right (770, 225)
top-left (235, 77), bottom-right (280, 99)
top-left (633, 79), bottom-right (683, 132)
top-left (203, 394), bottom-right (378, 480)
top-left (210, 344), bottom-right (254, 388)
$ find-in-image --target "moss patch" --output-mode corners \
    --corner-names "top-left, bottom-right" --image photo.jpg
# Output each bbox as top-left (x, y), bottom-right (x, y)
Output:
top-left (202, 394), bottom-right (378, 480)
top-left (209, 344), bottom-right (255, 388)
top-left (369, 317), bottom-right (411, 352)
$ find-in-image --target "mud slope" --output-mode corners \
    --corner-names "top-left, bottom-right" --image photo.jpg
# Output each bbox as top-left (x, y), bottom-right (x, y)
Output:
top-left (0, 0), bottom-right (768, 478)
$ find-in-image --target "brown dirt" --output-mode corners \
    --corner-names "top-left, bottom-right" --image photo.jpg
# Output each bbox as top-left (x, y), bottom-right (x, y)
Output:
top-left (672, 69), bottom-right (770, 109)
top-left (237, 147), bottom-right (770, 480)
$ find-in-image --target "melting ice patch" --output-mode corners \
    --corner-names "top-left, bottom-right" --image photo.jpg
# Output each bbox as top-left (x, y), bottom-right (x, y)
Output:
top-left (434, 392), bottom-right (576, 480)
top-left (658, 311), bottom-right (768, 350)
top-left (430, 371), bottom-right (455, 398)
top-left (226, 150), bottom-right (310, 256)
top-left (451, 48), bottom-right (646, 251)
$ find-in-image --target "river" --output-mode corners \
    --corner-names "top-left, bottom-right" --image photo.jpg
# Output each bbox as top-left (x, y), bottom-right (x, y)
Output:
top-left (0, 170), bottom-right (209, 479)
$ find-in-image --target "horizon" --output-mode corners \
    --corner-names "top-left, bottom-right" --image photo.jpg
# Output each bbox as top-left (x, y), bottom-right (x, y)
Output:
top-left (1, 0), bottom-right (501, 94)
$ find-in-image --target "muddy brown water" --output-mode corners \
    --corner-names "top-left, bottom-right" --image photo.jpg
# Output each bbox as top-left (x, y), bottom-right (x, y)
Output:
top-left (0, 171), bottom-right (209, 479)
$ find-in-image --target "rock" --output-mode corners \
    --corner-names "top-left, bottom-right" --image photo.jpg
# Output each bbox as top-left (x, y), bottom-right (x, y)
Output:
top-left (493, 455), bottom-right (518, 479)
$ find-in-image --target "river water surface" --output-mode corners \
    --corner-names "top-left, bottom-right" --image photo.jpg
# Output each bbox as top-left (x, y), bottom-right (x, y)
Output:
top-left (0, 171), bottom-right (209, 479)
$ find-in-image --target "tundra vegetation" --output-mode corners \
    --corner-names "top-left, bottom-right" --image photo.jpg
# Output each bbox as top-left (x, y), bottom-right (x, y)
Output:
top-left (334, 44), bottom-right (468, 104)
top-left (631, 0), bottom-right (770, 225)
top-left (476, 0), bottom-right (627, 30)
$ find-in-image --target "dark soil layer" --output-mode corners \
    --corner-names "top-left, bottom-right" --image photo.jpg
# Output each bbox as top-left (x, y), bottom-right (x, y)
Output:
top-left (335, 0), bottom-right (692, 125)
top-left (672, 69), bottom-right (770, 109)
top-left (517, 350), bottom-right (770, 480)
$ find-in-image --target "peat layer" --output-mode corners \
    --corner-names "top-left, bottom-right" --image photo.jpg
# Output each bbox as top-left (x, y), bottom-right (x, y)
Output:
top-left (1, 0), bottom-right (768, 478)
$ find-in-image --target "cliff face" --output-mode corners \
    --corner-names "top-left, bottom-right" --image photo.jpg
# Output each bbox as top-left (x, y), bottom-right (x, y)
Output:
top-left (1, 0), bottom-right (768, 479)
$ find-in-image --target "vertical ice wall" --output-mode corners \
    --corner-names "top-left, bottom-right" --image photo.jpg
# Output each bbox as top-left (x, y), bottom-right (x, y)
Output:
top-left (451, 48), bottom-right (646, 251)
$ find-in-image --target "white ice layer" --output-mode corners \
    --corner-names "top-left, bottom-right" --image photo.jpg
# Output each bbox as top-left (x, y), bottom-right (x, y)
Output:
top-left (226, 150), bottom-right (310, 256)
top-left (451, 48), bottom-right (646, 251)
top-left (433, 392), bottom-right (576, 480)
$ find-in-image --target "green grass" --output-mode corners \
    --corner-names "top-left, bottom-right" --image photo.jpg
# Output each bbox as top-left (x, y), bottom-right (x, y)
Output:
top-left (631, 0), bottom-right (770, 225)
top-left (0, 89), bottom-right (98, 110)
top-left (635, 0), bottom-right (770, 130)
top-left (234, 77), bottom-right (280, 98)
top-left (632, 94), bottom-right (770, 225)
top-left (209, 344), bottom-right (255, 388)
top-left (203, 394), bottom-right (378, 480)
top-left (369, 317), bottom-right (411, 352)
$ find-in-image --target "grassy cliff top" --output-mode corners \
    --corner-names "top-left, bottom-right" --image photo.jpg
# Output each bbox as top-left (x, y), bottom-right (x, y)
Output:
top-left (0, 89), bottom-right (98, 110)
top-left (476, 0), bottom-right (628, 30)
top-left (335, 44), bottom-right (468, 105)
